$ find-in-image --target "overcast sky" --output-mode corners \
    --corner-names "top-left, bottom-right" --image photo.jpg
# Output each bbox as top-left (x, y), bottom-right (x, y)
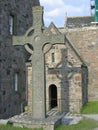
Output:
top-left (40, 0), bottom-right (91, 27)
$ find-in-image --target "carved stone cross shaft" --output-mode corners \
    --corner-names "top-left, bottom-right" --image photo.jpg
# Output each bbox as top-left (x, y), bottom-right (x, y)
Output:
top-left (12, 6), bottom-right (65, 119)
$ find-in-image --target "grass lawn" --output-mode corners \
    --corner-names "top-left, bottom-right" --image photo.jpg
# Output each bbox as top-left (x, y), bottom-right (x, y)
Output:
top-left (0, 124), bottom-right (43, 130)
top-left (55, 101), bottom-right (98, 130)
top-left (55, 118), bottom-right (98, 130)
top-left (81, 101), bottom-right (98, 114)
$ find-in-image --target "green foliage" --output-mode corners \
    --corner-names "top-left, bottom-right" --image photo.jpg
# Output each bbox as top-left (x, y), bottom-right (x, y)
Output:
top-left (81, 101), bottom-right (98, 114)
top-left (55, 118), bottom-right (98, 130)
top-left (0, 124), bottom-right (43, 130)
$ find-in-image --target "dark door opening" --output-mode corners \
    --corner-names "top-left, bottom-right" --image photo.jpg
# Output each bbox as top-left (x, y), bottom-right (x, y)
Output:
top-left (49, 84), bottom-right (57, 109)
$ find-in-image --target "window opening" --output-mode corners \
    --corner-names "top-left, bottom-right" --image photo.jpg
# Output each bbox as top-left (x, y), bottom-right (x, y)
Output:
top-left (51, 53), bottom-right (55, 62)
top-left (49, 84), bottom-right (57, 109)
top-left (15, 73), bottom-right (18, 92)
top-left (9, 15), bottom-right (14, 35)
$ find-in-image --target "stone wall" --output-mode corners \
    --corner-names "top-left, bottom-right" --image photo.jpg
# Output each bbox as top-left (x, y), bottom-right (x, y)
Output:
top-left (45, 42), bottom-right (87, 113)
top-left (60, 26), bottom-right (98, 101)
top-left (1, 1), bottom-right (97, 118)
top-left (0, 0), bottom-right (40, 119)
top-left (27, 42), bottom-right (87, 113)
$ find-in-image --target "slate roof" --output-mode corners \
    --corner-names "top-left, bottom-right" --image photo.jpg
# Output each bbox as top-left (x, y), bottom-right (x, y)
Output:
top-left (66, 16), bottom-right (94, 28)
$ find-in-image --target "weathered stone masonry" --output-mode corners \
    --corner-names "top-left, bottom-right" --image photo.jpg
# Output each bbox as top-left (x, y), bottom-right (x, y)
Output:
top-left (0, 0), bottom-right (40, 119)
top-left (63, 26), bottom-right (98, 101)
top-left (59, 16), bottom-right (98, 101)
top-left (0, 0), bottom-right (98, 119)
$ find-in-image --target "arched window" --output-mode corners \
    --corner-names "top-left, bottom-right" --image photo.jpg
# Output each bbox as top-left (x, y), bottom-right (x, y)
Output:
top-left (49, 84), bottom-right (57, 109)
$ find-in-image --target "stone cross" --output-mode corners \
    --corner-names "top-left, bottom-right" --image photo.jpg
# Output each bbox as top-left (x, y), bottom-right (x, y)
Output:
top-left (48, 49), bottom-right (81, 80)
top-left (12, 6), bottom-right (65, 119)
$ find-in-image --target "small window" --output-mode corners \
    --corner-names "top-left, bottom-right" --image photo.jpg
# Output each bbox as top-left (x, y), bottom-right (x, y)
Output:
top-left (15, 73), bottom-right (18, 92)
top-left (9, 15), bottom-right (14, 35)
top-left (51, 53), bottom-right (55, 62)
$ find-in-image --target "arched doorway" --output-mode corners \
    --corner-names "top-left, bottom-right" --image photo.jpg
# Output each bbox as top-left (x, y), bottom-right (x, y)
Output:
top-left (49, 84), bottom-right (57, 109)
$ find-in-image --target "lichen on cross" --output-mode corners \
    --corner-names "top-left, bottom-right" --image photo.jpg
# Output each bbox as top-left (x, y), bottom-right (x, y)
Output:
top-left (12, 6), bottom-right (65, 119)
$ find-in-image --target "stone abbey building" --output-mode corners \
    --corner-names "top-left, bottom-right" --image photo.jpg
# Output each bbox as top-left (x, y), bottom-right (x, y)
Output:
top-left (0, 0), bottom-right (98, 119)
top-left (0, 0), bottom-right (40, 118)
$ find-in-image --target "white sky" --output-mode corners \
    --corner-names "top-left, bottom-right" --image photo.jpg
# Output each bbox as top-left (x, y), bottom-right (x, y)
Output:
top-left (40, 0), bottom-right (91, 27)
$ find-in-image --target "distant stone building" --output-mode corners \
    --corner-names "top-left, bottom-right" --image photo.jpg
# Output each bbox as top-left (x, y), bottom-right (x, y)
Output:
top-left (0, 0), bottom-right (40, 119)
top-left (62, 16), bottom-right (98, 101)
top-left (27, 16), bottom-right (98, 113)
top-left (65, 16), bottom-right (94, 28)
top-left (0, 0), bottom-right (98, 119)
top-left (27, 20), bottom-right (88, 113)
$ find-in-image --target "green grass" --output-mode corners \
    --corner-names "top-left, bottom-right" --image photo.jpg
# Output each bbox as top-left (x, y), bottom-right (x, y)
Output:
top-left (81, 101), bottom-right (98, 114)
top-left (0, 124), bottom-right (43, 130)
top-left (55, 101), bottom-right (98, 130)
top-left (55, 118), bottom-right (98, 130)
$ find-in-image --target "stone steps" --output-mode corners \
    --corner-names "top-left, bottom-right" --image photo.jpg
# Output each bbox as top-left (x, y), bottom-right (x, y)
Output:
top-left (47, 108), bottom-right (59, 116)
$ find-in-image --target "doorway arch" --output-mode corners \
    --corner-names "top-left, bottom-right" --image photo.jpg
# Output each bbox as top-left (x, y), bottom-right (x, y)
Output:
top-left (49, 84), bottom-right (57, 109)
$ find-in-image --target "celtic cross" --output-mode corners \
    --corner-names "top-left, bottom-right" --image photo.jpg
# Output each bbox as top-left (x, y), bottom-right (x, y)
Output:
top-left (48, 49), bottom-right (81, 80)
top-left (12, 6), bottom-right (65, 119)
